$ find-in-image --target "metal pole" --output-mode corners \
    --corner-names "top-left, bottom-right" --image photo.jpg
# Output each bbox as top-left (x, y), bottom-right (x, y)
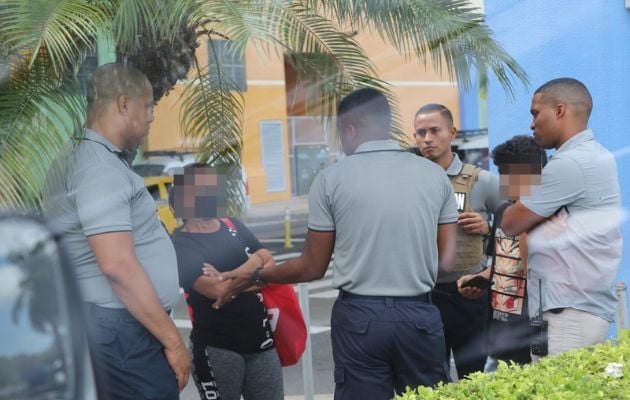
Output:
top-left (615, 282), bottom-right (628, 335)
top-left (298, 283), bottom-right (314, 400)
top-left (284, 207), bottom-right (293, 249)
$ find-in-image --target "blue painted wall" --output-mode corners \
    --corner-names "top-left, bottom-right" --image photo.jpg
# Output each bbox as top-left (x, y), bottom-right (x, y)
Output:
top-left (481, 0), bottom-right (630, 328)
top-left (458, 69), bottom-right (481, 131)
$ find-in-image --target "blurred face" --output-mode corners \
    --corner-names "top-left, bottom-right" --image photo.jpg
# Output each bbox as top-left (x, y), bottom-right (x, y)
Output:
top-left (498, 162), bottom-right (542, 200)
top-left (172, 166), bottom-right (228, 219)
top-left (530, 93), bottom-right (560, 150)
top-left (413, 111), bottom-right (456, 164)
top-left (126, 84), bottom-right (155, 148)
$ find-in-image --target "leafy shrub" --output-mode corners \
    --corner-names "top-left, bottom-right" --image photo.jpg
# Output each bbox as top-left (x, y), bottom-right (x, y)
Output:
top-left (396, 330), bottom-right (630, 400)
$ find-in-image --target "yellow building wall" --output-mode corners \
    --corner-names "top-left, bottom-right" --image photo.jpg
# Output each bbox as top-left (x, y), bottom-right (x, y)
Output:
top-left (240, 47), bottom-right (292, 203)
top-left (147, 30), bottom-right (460, 205)
top-left (147, 85), bottom-right (188, 150)
top-left (148, 41), bottom-right (293, 204)
top-left (242, 85), bottom-right (292, 203)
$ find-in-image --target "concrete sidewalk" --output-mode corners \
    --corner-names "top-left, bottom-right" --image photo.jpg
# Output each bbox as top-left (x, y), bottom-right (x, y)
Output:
top-left (245, 195), bottom-right (309, 223)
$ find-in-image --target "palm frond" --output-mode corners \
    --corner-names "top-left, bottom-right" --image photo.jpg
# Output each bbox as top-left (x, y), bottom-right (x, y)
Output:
top-left (179, 57), bottom-right (246, 215)
top-left (265, 2), bottom-right (407, 140)
top-left (305, 0), bottom-right (528, 96)
top-left (113, 0), bottom-right (205, 54)
top-left (110, 0), bottom-right (160, 53)
top-left (0, 0), bottom-right (529, 208)
top-left (0, 0), bottom-right (108, 77)
top-left (162, 0), bottom-right (208, 42)
top-left (0, 55), bottom-right (84, 209)
top-left (199, 1), bottom-right (406, 140)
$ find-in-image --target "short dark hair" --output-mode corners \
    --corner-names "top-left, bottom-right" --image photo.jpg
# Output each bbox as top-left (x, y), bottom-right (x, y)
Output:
top-left (414, 103), bottom-right (454, 127)
top-left (491, 135), bottom-right (548, 169)
top-left (87, 63), bottom-right (151, 111)
top-left (534, 77), bottom-right (592, 119)
top-left (337, 88), bottom-right (391, 131)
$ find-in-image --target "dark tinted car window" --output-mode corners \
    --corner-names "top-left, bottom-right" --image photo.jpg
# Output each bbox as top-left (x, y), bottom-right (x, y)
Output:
top-left (146, 184), bottom-right (161, 200)
top-left (133, 164), bottom-right (166, 177)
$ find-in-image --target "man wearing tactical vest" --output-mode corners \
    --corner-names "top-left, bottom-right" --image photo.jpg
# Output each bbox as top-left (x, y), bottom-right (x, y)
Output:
top-left (414, 104), bottom-right (501, 379)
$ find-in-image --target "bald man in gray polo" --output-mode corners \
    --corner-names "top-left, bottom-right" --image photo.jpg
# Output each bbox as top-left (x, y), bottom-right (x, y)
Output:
top-left (42, 63), bottom-right (190, 399)
top-left (44, 129), bottom-right (179, 309)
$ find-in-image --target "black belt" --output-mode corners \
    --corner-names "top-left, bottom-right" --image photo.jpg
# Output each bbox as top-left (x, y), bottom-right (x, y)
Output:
top-left (338, 290), bottom-right (431, 303)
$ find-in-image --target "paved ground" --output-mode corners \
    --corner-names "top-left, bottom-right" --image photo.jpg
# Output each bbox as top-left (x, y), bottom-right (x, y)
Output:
top-left (244, 195), bottom-right (310, 224)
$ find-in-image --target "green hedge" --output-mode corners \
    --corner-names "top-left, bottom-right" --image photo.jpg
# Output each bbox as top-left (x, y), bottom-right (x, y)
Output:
top-left (396, 330), bottom-right (630, 400)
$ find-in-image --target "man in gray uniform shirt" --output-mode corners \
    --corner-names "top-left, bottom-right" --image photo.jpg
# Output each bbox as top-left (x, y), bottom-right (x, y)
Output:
top-left (502, 78), bottom-right (621, 359)
top-left (42, 63), bottom-right (190, 399)
top-left (212, 88), bottom-right (458, 399)
top-left (414, 104), bottom-right (501, 378)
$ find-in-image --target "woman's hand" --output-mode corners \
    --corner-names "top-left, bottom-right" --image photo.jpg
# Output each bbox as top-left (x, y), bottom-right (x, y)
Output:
top-left (201, 263), bottom-right (221, 278)
top-left (205, 251), bottom-right (272, 308)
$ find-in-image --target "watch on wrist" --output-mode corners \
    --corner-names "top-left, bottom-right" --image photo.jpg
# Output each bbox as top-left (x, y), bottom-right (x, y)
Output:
top-left (250, 266), bottom-right (266, 287)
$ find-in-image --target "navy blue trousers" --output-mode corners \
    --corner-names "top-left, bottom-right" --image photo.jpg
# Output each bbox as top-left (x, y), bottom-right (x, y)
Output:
top-left (84, 304), bottom-right (179, 400)
top-left (331, 291), bottom-right (449, 400)
top-left (432, 282), bottom-right (488, 378)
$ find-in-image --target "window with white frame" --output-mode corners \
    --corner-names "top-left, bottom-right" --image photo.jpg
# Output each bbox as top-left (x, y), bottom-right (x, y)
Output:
top-left (260, 120), bottom-right (287, 192)
top-left (207, 39), bottom-right (247, 91)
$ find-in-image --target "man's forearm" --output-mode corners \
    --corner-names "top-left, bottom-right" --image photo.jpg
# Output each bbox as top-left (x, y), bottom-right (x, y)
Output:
top-left (261, 256), bottom-right (327, 284)
top-left (502, 201), bottom-right (548, 237)
top-left (260, 229), bottom-right (333, 284)
top-left (106, 261), bottom-right (183, 350)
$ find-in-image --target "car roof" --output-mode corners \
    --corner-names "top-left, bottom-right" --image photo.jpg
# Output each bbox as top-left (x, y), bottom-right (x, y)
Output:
top-left (133, 153), bottom-right (196, 176)
top-left (134, 154), bottom-right (196, 166)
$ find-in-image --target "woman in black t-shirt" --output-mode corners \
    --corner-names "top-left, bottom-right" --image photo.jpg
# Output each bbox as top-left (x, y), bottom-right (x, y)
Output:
top-left (170, 164), bottom-right (283, 400)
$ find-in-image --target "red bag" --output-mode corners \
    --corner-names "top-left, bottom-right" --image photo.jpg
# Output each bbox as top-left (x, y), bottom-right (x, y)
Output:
top-left (219, 218), bottom-right (307, 367)
top-left (261, 283), bottom-right (308, 367)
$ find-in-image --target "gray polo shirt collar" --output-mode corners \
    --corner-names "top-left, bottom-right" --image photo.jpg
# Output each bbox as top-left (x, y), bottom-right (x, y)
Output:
top-left (555, 129), bottom-right (594, 155)
top-left (83, 128), bottom-right (123, 154)
top-left (353, 140), bottom-right (401, 154)
top-left (445, 152), bottom-right (464, 177)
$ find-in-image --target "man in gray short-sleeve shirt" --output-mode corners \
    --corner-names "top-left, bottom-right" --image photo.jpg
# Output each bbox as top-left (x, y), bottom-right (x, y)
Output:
top-left (46, 128), bottom-right (179, 308)
top-left (214, 88), bottom-right (458, 399)
top-left (502, 78), bottom-right (622, 359)
top-left (42, 63), bottom-right (190, 399)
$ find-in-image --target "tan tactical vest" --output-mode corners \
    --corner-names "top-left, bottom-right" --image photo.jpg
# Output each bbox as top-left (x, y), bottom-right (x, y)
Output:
top-left (449, 163), bottom-right (483, 272)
